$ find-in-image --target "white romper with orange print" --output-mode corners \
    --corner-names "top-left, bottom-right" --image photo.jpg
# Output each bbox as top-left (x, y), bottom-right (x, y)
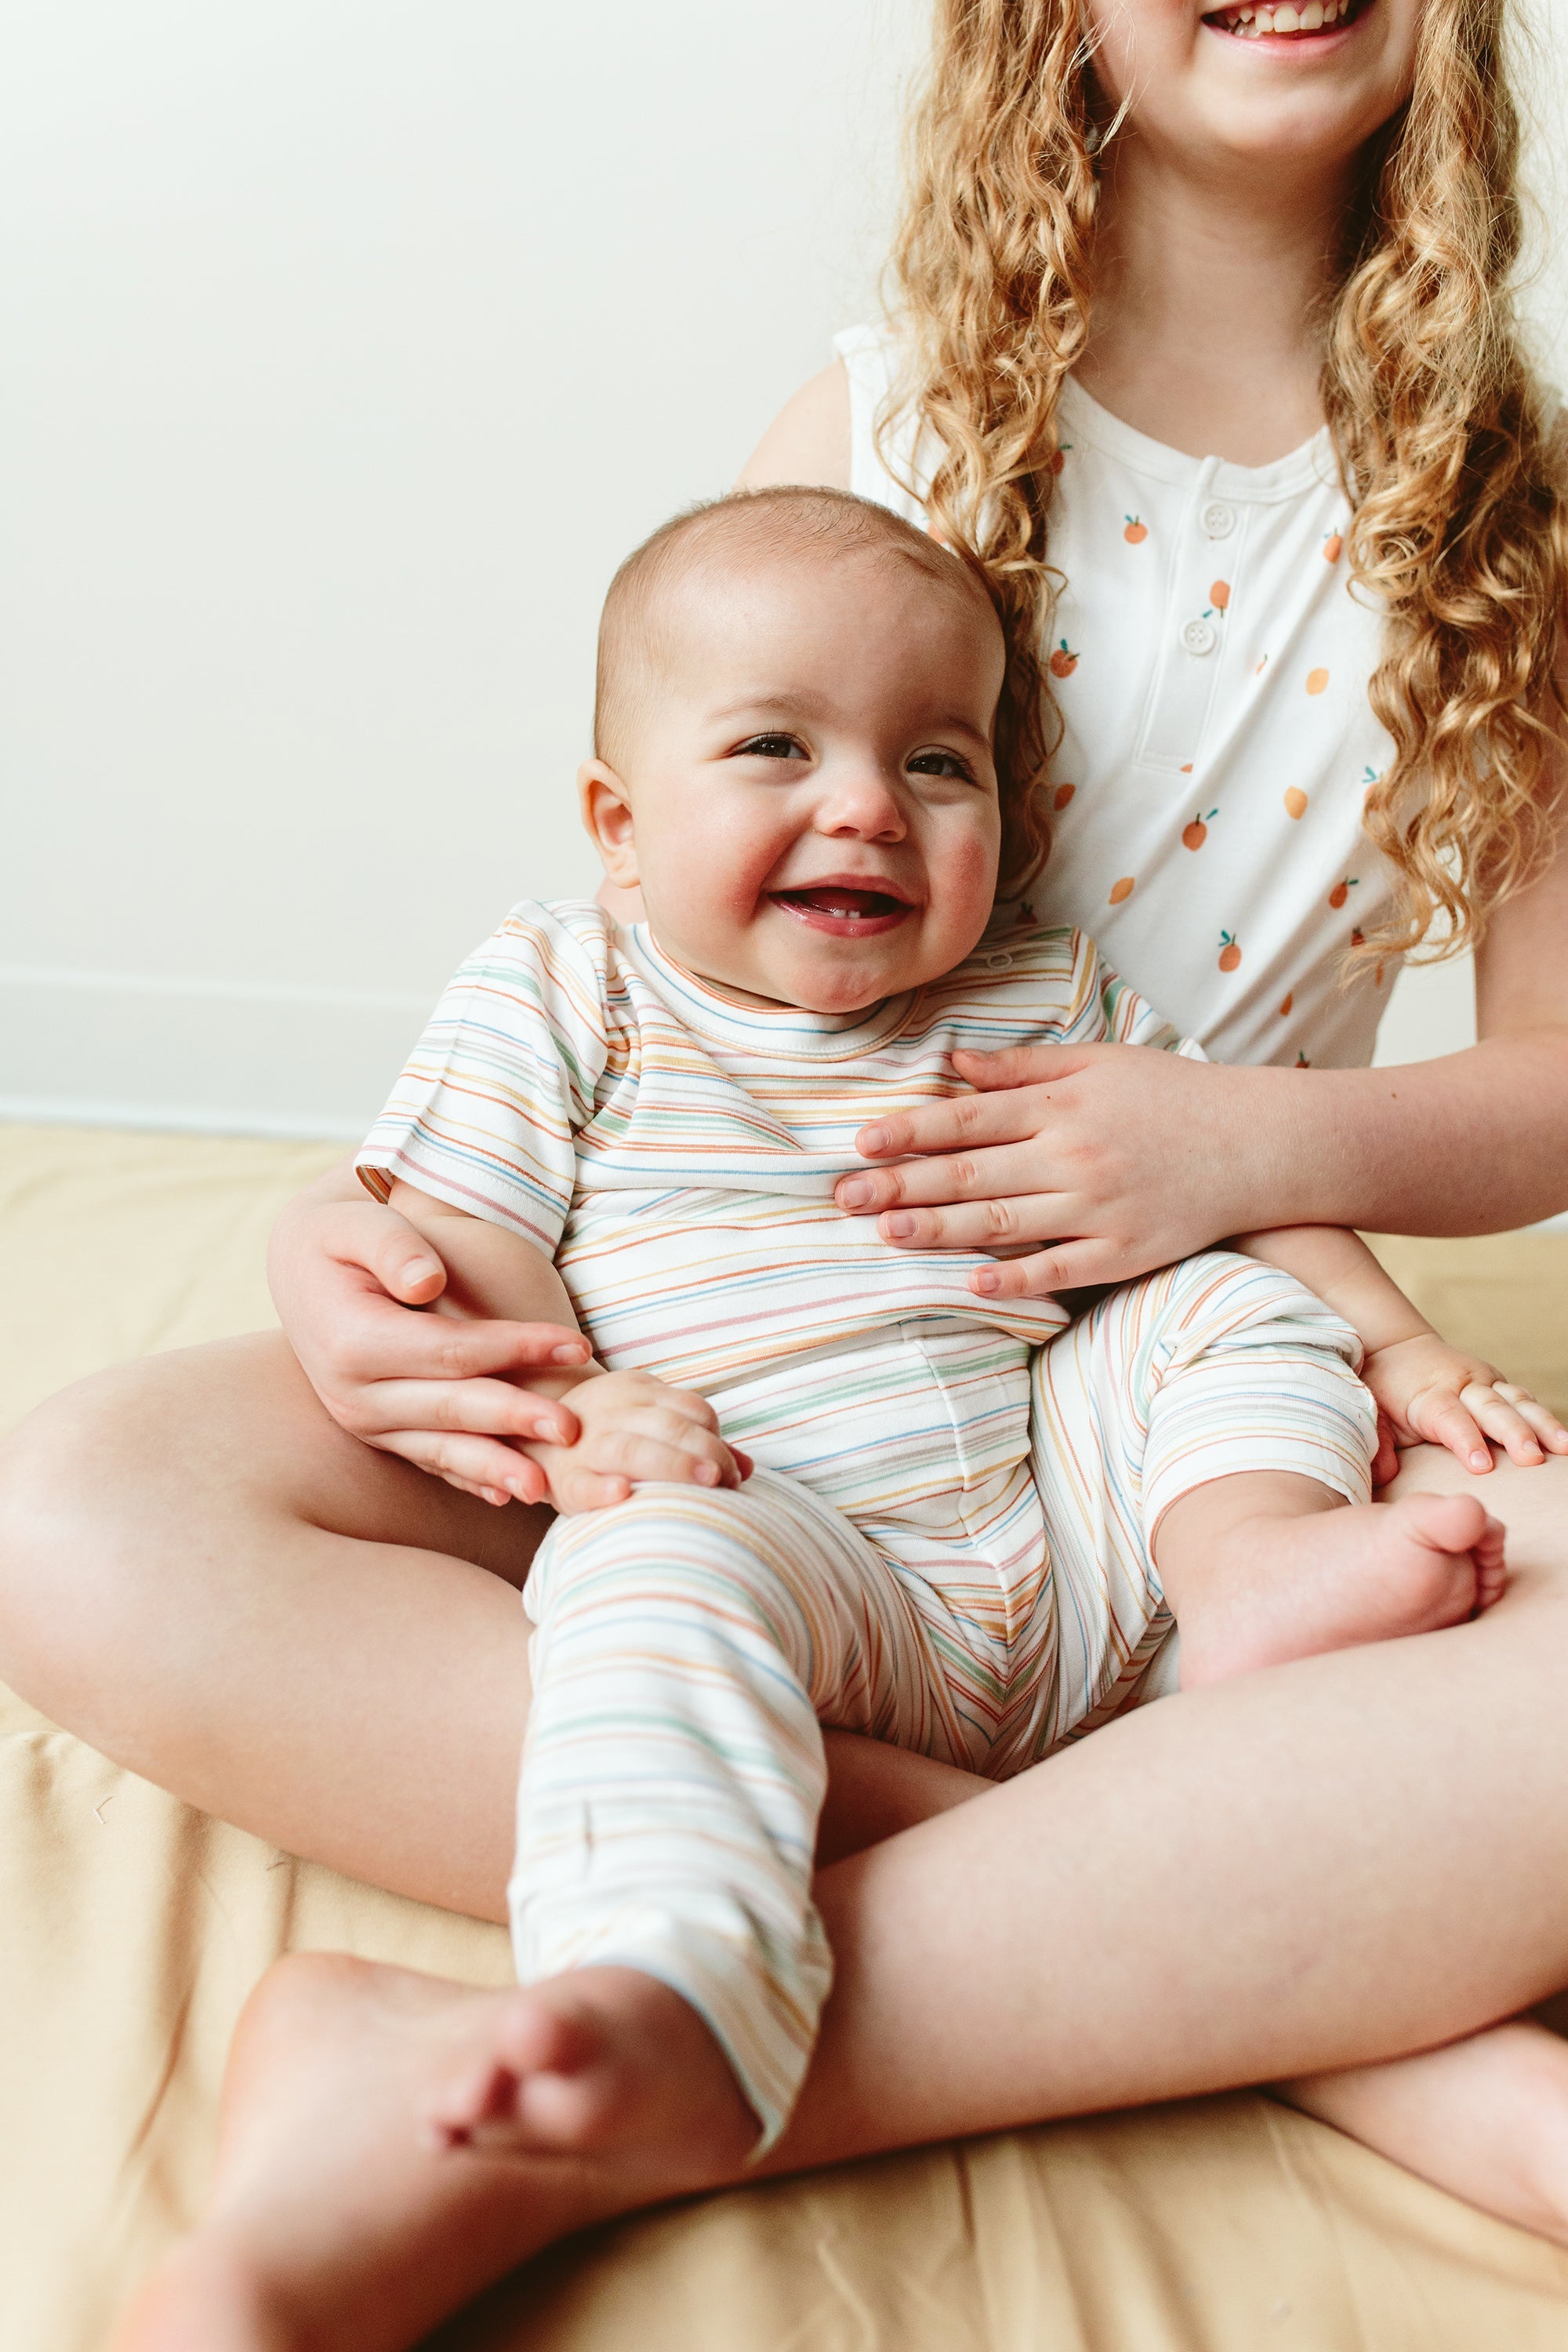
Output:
top-left (836, 323), bottom-right (1402, 1072)
top-left (359, 899), bottom-right (1376, 2148)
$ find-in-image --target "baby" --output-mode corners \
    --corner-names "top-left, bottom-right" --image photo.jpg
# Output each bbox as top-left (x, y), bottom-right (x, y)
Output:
top-left (115, 488), bottom-right (1563, 2350)
top-left (356, 488), bottom-right (1514, 2145)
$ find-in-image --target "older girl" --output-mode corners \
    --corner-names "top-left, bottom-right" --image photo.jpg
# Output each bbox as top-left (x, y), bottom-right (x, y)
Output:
top-left (9, 1), bottom-right (1568, 2344)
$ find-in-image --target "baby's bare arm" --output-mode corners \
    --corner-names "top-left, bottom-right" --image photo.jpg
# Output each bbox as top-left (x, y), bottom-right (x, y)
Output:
top-left (383, 1181), bottom-right (586, 1388)
top-left (386, 1184), bottom-right (749, 1514)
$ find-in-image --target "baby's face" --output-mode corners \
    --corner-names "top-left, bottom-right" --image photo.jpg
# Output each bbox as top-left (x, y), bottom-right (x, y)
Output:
top-left (583, 547), bottom-right (1006, 1014)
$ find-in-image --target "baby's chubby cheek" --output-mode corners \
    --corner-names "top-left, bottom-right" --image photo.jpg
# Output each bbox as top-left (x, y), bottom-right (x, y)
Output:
top-left (929, 828), bottom-right (1004, 951)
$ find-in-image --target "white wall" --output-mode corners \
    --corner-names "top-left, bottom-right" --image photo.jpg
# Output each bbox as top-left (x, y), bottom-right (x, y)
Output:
top-left (0, 0), bottom-right (921, 1132)
top-left (0, 1), bottom-right (1563, 1134)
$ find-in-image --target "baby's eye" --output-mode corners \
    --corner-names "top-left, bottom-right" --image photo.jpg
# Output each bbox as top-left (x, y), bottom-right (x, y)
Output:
top-left (907, 749), bottom-right (975, 782)
top-left (735, 732), bottom-right (809, 761)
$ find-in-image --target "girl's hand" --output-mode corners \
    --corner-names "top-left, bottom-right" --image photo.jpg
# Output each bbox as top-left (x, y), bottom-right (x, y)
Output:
top-left (267, 1185), bottom-right (592, 1507)
top-left (1361, 1332), bottom-right (1568, 1477)
top-left (834, 1044), bottom-right (1255, 1295)
top-left (522, 1372), bottom-right (753, 1517)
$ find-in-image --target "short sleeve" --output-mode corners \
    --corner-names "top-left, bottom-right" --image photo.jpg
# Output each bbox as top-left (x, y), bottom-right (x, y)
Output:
top-left (357, 900), bottom-right (614, 1254)
top-left (833, 324), bottom-right (931, 527)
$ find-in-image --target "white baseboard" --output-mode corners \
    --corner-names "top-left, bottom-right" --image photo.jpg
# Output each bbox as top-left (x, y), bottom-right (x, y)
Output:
top-left (5, 965), bottom-right (1568, 1225)
top-left (0, 965), bottom-right (434, 1141)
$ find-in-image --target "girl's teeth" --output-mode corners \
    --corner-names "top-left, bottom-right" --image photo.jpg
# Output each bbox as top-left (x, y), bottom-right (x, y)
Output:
top-left (1219, 0), bottom-right (1347, 31)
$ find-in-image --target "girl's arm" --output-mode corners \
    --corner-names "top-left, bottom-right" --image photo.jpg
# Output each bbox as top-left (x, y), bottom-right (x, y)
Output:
top-left (739, 367), bottom-right (1568, 1264)
top-left (837, 820), bottom-right (1568, 1294)
top-left (267, 1163), bottom-right (598, 1503)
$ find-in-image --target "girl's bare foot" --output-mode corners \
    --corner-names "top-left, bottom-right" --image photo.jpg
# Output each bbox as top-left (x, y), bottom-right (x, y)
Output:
top-left (1283, 2016), bottom-right (1568, 2248)
top-left (1177, 1491), bottom-right (1506, 1688)
top-left (110, 1952), bottom-right (758, 2352)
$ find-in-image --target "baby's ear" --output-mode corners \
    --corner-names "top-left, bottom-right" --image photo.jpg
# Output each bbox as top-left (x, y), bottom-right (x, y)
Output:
top-left (578, 759), bottom-right (638, 887)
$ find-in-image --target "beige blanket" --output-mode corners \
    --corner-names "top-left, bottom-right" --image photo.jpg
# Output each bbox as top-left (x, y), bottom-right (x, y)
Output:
top-left (5, 1122), bottom-right (1568, 2350)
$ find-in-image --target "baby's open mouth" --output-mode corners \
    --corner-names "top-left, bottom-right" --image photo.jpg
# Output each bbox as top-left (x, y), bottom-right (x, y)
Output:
top-left (1203, 0), bottom-right (1364, 34)
top-left (770, 884), bottom-right (915, 936)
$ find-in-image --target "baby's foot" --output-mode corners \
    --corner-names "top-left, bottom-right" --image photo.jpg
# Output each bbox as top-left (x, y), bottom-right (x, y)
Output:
top-left (109, 1954), bottom-right (757, 2352)
top-left (423, 1965), bottom-right (760, 2163)
top-left (1178, 1491), bottom-right (1506, 1688)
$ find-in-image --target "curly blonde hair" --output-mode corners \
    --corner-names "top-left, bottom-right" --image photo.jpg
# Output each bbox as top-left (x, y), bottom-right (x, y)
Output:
top-left (882, 0), bottom-right (1568, 958)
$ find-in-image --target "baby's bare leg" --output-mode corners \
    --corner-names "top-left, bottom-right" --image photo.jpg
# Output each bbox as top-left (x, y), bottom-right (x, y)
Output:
top-left (1155, 1470), bottom-right (1506, 1689)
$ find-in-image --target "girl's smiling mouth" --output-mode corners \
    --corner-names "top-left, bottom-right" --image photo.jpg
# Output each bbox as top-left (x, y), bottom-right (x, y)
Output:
top-left (1203, 0), bottom-right (1368, 37)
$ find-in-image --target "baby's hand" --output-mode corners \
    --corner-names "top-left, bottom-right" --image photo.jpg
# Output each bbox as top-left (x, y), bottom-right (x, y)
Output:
top-left (524, 1371), bottom-right (752, 1515)
top-left (1362, 1332), bottom-right (1568, 1479)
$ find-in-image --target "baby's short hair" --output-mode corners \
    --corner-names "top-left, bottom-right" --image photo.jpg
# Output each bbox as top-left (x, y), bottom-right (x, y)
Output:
top-left (593, 486), bottom-right (1049, 890)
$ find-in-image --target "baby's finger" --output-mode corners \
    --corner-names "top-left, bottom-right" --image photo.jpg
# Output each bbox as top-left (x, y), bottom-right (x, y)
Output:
top-left (1460, 1383), bottom-right (1544, 1468)
top-left (550, 1468), bottom-right (633, 1514)
top-left (640, 1387), bottom-right (723, 1435)
top-left (1494, 1385), bottom-right (1568, 1454)
top-left (1408, 1388), bottom-right (1494, 1475)
top-left (581, 1421), bottom-right (743, 1489)
top-left (378, 1427), bottom-right (546, 1505)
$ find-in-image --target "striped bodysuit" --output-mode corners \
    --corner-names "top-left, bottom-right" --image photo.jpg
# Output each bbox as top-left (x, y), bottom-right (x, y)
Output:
top-left (359, 898), bottom-right (1375, 2146)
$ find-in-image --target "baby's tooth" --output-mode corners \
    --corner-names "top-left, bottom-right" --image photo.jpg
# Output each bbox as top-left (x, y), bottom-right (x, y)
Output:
top-left (1273, 4), bottom-right (1300, 27)
top-left (1301, 2), bottom-right (1323, 24)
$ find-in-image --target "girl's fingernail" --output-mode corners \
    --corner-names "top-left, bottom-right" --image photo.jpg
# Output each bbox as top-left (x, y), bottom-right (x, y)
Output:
top-left (406, 1258), bottom-right (441, 1283)
top-left (1470, 1450), bottom-right (1490, 1470)
top-left (696, 1461), bottom-right (720, 1485)
top-left (860, 1127), bottom-right (889, 1154)
top-left (839, 1178), bottom-right (873, 1207)
top-left (884, 1213), bottom-right (916, 1239)
top-left (971, 1268), bottom-right (1000, 1294)
top-left (552, 1342), bottom-right (589, 1362)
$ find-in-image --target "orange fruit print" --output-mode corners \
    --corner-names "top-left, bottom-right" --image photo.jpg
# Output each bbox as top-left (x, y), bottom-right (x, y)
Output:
top-left (1209, 579), bottom-right (1230, 610)
top-left (1218, 932), bottom-right (1241, 972)
top-left (1279, 991), bottom-right (1294, 1017)
top-left (1306, 666), bottom-right (1330, 695)
top-left (1329, 877), bottom-right (1359, 909)
top-left (1323, 532), bottom-right (1343, 563)
top-left (1050, 641), bottom-right (1078, 678)
top-left (1123, 515), bottom-right (1148, 543)
top-left (1109, 876), bottom-right (1135, 905)
top-left (1053, 781), bottom-right (1076, 810)
top-left (1283, 787), bottom-right (1308, 819)
top-left (1183, 809), bottom-right (1218, 851)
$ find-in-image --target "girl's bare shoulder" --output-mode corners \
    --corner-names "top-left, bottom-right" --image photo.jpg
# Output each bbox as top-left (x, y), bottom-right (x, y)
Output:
top-left (735, 361), bottom-right (851, 492)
